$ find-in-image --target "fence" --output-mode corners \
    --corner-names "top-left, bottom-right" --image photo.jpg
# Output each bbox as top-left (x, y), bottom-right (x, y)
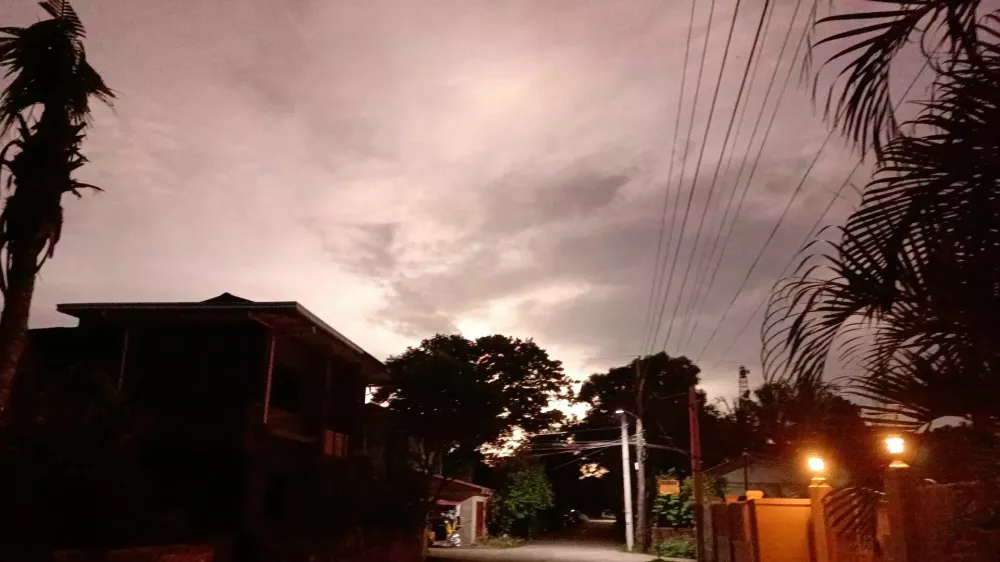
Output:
top-left (701, 467), bottom-right (1000, 562)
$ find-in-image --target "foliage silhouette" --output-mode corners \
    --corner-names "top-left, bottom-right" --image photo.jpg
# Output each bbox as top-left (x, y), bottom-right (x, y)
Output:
top-left (767, 0), bottom-right (1000, 547)
top-left (488, 462), bottom-right (554, 539)
top-left (0, 0), bottom-right (113, 423)
top-left (372, 333), bottom-right (567, 503)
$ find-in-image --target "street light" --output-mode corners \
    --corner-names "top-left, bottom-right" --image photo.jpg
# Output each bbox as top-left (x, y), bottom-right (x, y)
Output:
top-left (807, 455), bottom-right (827, 485)
top-left (885, 436), bottom-right (905, 455)
top-left (807, 456), bottom-right (826, 474)
top-left (616, 409), bottom-right (634, 552)
top-left (885, 435), bottom-right (908, 469)
top-left (806, 455), bottom-right (832, 562)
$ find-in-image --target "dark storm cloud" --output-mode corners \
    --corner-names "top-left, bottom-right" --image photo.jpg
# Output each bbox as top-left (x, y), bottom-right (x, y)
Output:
top-left (0, 0), bottom-right (882, 394)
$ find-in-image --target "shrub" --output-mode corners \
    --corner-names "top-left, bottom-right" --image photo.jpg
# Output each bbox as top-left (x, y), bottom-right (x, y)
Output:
top-left (655, 537), bottom-right (697, 559)
top-left (488, 464), bottom-right (554, 538)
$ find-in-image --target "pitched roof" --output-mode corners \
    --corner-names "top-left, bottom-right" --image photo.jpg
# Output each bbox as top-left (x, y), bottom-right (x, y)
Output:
top-left (56, 293), bottom-right (387, 381)
top-left (703, 453), bottom-right (786, 477)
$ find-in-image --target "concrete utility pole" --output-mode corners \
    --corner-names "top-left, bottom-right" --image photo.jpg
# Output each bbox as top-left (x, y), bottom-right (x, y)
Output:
top-left (619, 412), bottom-right (635, 552)
top-left (688, 385), bottom-right (705, 562)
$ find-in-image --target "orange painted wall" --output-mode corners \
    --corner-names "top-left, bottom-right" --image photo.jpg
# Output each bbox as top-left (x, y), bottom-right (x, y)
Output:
top-left (750, 499), bottom-right (811, 562)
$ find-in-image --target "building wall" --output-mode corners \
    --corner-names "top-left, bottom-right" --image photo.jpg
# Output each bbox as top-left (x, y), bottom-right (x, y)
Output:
top-left (459, 496), bottom-right (488, 545)
top-left (13, 318), bottom-right (390, 553)
top-left (718, 463), bottom-right (802, 498)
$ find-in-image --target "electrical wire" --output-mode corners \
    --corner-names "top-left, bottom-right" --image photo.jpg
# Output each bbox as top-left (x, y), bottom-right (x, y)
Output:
top-left (646, 0), bottom-right (722, 356)
top-left (546, 443), bottom-right (625, 471)
top-left (694, 63), bottom-right (931, 363)
top-left (639, 0), bottom-right (700, 356)
top-left (674, 0), bottom-right (776, 347)
top-left (680, 0), bottom-right (810, 351)
top-left (657, 0), bottom-right (749, 354)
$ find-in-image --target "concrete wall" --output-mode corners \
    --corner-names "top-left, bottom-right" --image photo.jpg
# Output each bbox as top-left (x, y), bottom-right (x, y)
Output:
top-left (459, 495), bottom-right (488, 545)
top-left (750, 499), bottom-right (811, 562)
top-left (706, 480), bottom-right (1000, 562)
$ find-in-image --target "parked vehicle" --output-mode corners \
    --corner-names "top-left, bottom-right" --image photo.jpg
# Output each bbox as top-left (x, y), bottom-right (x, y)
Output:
top-left (427, 510), bottom-right (462, 548)
top-left (562, 509), bottom-right (587, 529)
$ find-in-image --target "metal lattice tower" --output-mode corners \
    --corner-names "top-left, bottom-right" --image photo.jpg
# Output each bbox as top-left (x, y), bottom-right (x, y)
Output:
top-left (738, 365), bottom-right (750, 401)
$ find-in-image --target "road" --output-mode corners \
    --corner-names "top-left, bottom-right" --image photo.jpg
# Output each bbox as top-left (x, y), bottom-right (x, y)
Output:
top-left (428, 542), bottom-right (660, 561)
top-left (429, 519), bottom-right (694, 562)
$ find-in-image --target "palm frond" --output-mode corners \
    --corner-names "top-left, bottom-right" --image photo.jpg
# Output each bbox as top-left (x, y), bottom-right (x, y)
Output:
top-left (767, 17), bottom-right (1000, 430)
top-left (825, 486), bottom-right (885, 551)
top-left (815, 0), bottom-right (981, 157)
top-left (39, 0), bottom-right (85, 38)
top-left (0, 0), bottom-right (112, 133)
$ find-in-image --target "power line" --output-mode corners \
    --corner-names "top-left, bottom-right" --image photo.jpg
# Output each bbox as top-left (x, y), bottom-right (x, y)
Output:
top-left (676, 0), bottom-right (778, 348)
top-left (705, 162), bottom-right (857, 367)
top-left (644, 0), bottom-right (711, 357)
top-left (681, 0), bottom-right (810, 351)
top-left (695, 63), bottom-right (931, 363)
top-left (679, 2), bottom-right (817, 358)
top-left (658, 0), bottom-right (749, 353)
top-left (547, 443), bottom-right (623, 471)
top-left (639, 0), bottom-right (699, 356)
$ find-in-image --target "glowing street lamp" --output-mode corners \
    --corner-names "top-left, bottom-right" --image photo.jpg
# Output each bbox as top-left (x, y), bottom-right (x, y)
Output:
top-left (807, 455), bottom-right (828, 488)
top-left (885, 436), bottom-right (905, 455)
top-left (885, 435), bottom-right (908, 468)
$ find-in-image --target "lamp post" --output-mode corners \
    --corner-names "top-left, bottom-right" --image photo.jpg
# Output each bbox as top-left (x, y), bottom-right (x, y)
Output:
top-left (884, 435), bottom-right (918, 562)
top-left (807, 455), bottom-right (831, 562)
top-left (616, 409), bottom-right (635, 552)
top-left (617, 408), bottom-right (647, 551)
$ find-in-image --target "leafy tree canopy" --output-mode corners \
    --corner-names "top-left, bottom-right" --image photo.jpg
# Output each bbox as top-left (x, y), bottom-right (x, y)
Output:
top-left (578, 352), bottom-right (698, 419)
top-left (372, 334), bottom-right (568, 477)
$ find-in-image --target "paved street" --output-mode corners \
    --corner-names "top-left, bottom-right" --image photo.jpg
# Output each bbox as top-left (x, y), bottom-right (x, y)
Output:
top-left (428, 542), bottom-right (661, 561)
top-left (429, 520), bottom-right (693, 562)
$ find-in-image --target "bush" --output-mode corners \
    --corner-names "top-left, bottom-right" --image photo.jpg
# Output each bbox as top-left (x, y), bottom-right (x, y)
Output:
top-left (473, 536), bottom-right (525, 549)
top-left (652, 470), bottom-right (728, 528)
top-left (654, 537), bottom-right (697, 559)
top-left (488, 464), bottom-right (554, 538)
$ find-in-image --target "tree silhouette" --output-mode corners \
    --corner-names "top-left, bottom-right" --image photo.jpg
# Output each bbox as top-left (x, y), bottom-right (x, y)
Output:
top-left (766, 0), bottom-right (1000, 440)
top-left (0, 0), bottom-right (113, 423)
top-left (372, 333), bottom-right (567, 502)
top-left (765, 0), bottom-right (1000, 546)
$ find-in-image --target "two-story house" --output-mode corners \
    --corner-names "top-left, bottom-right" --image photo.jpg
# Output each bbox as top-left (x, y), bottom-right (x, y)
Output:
top-left (15, 292), bottom-right (397, 545)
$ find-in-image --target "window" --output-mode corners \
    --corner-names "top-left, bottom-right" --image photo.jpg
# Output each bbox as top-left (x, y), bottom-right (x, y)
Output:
top-left (263, 472), bottom-right (289, 520)
top-left (270, 366), bottom-right (301, 414)
top-left (323, 430), bottom-right (349, 457)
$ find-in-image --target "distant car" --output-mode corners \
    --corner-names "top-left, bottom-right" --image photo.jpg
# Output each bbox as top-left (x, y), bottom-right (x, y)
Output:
top-left (601, 509), bottom-right (615, 520)
top-left (563, 509), bottom-right (587, 528)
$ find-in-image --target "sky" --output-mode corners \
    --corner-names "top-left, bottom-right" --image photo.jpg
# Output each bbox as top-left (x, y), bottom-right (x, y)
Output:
top-left (2, 0), bottom-right (925, 402)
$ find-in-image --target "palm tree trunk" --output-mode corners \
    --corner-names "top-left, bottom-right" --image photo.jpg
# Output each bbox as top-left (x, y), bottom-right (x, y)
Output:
top-left (0, 238), bottom-right (42, 426)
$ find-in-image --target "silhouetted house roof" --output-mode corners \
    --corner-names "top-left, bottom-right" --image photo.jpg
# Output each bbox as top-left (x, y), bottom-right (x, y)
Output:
top-left (56, 292), bottom-right (388, 382)
top-left (431, 474), bottom-right (493, 504)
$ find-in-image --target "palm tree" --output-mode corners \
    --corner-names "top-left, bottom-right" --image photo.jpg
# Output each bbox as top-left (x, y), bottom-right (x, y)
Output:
top-left (0, 0), bottom-right (113, 422)
top-left (765, 0), bottom-right (1000, 441)
top-left (764, 1), bottom-right (1000, 544)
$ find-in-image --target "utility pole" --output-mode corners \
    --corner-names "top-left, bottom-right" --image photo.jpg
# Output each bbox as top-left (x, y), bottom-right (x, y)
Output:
top-left (635, 362), bottom-right (648, 552)
top-left (635, 415), bottom-right (647, 552)
top-left (738, 366), bottom-right (750, 495)
top-left (688, 385), bottom-right (705, 562)
top-left (619, 412), bottom-right (635, 552)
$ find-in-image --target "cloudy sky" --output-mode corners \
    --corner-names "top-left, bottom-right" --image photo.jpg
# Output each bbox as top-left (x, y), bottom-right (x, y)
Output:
top-left (3, 0), bottom-right (919, 400)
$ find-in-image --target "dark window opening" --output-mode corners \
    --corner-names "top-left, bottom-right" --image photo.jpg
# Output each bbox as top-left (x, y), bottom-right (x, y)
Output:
top-left (263, 472), bottom-right (289, 520)
top-left (270, 366), bottom-right (301, 414)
